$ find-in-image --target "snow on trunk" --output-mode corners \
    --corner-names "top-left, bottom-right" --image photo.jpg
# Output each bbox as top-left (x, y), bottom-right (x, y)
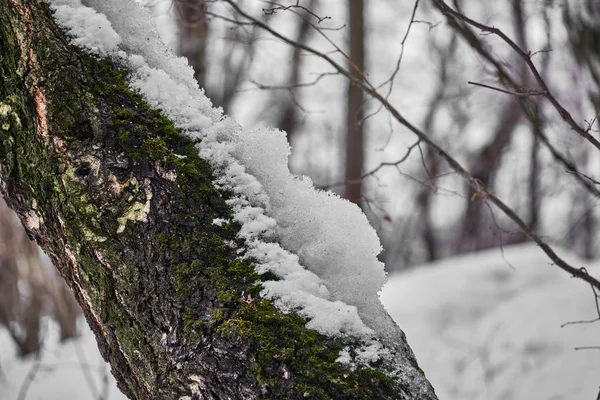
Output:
top-left (47, 0), bottom-right (397, 348)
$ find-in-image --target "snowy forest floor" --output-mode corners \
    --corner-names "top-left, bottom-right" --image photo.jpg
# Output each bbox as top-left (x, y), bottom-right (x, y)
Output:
top-left (1, 243), bottom-right (598, 400)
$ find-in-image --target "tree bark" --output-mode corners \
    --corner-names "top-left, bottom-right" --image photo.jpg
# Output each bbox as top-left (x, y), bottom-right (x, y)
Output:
top-left (0, 1), bottom-right (437, 399)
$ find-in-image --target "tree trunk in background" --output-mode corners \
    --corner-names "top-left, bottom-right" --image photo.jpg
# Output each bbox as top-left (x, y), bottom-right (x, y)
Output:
top-left (415, 34), bottom-right (457, 262)
top-left (0, 196), bottom-right (80, 356)
top-left (344, 0), bottom-right (364, 206)
top-left (176, 0), bottom-right (208, 89)
top-left (528, 133), bottom-right (540, 230)
top-left (564, 0), bottom-right (600, 259)
top-left (564, 0), bottom-right (600, 105)
top-left (459, 0), bottom-right (528, 252)
top-left (277, 0), bottom-right (316, 151)
top-left (459, 99), bottom-right (521, 251)
top-left (0, 1), bottom-right (437, 399)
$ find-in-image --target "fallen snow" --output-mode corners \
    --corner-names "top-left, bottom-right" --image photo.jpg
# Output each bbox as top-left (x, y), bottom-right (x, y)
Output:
top-left (381, 243), bottom-right (600, 400)
top-left (50, 1), bottom-right (121, 55)
top-left (47, 0), bottom-right (391, 339)
top-left (0, 319), bottom-right (127, 400)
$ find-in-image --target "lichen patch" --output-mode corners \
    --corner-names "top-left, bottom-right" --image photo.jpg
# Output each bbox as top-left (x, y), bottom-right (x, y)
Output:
top-left (34, 88), bottom-right (48, 139)
top-left (0, 102), bottom-right (22, 129)
top-left (0, 102), bottom-right (11, 116)
top-left (116, 178), bottom-right (152, 233)
top-left (24, 209), bottom-right (42, 230)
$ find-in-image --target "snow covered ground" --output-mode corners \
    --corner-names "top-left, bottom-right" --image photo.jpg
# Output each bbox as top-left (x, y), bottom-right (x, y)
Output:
top-left (0, 319), bottom-right (127, 400)
top-left (1, 243), bottom-right (598, 400)
top-left (382, 243), bottom-right (600, 400)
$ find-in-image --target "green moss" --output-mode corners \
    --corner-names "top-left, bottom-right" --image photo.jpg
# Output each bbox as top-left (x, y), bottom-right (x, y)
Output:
top-left (140, 138), bottom-right (167, 159)
top-left (75, 54), bottom-right (403, 398)
top-left (218, 300), bottom-right (398, 399)
top-left (115, 108), bottom-right (136, 120)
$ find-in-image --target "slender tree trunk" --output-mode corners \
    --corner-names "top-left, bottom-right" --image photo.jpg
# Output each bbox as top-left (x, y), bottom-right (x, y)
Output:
top-left (277, 0), bottom-right (316, 148)
top-left (344, 0), bottom-right (365, 206)
top-left (0, 197), bottom-right (79, 355)
top-left (459, 99), bottom-right (521, 251)
top-left (0, 1), bottom-right (437, 399)
top-left (176, 0), bottom-right (208, 88)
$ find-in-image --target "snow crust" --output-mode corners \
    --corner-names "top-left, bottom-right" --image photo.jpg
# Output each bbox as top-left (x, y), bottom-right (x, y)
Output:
top-left (51, 0), bottom-right (121, 55)
top-left (47, 0), bottom-right (390, 339)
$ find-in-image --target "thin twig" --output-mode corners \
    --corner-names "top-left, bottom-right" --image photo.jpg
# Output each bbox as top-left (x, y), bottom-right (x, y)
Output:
top-left (574, 346), bottom-right (600, 351)
top-left (262, 0), bottom-right (331, 23)
top-left (17, 350), bottom-right (42, 400)
top-left (364, 0), bottom-right (421, 124)
top-left (566, 170), bottom-right (600, 186)
top-left (323, 140), bottom-right (420, 188)
top-left (468, 81), bottom-right (546, 97)
top-left (246, 71), bottom-right (339, 91)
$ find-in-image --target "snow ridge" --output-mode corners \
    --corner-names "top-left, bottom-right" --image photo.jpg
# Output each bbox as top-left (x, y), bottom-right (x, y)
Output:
top-left (47, 0), bottom-right (393, 339)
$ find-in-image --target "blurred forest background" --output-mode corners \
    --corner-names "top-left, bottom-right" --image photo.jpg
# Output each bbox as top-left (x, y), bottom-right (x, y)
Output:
top-left (1, 0), bottom-right (599, 397)
top-left (166, 0), bottom-right (600, 269)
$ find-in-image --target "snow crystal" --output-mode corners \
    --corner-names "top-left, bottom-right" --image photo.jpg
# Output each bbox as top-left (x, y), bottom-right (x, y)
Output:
top-left (336, 340), bottom-right (384, 366)
top-left (47, 0), bottom-right (395, 341)
top-left (211, 218), bottom-right (226, 227)
top-left (51, 0), bottom-right (121, 56)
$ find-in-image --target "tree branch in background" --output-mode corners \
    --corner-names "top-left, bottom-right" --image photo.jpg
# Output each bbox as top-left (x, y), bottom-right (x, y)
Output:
top-left (435, 0), bottom-right (600, 219)
top-left (262, 0), bottom-right (330, 23)
top-left (432, 0), bottom-right (600, 151)
top-left (466, 81), bottom-right (545, 97)
top-left (439, 4), bottom-right (600, 202)
top-left (274, 0), bottom-right (316, 146)
top-left (222, 0), bottom-right (600, 291)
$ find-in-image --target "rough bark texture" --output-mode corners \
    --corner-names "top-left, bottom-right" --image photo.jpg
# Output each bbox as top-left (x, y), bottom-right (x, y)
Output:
top-left (0, 1), bottom-right (437, 399)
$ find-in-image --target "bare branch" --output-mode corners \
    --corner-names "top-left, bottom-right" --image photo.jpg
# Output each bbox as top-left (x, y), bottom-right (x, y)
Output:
top-left (17, 350), bottom-right (43, 400)
top-left (246, 71), bottom-right (339, 91)
top-left (323, 140), bottom-right (420, 189)
top-left (377, 0), bottom-right (421, 92)
top-left (468, 81), bottom-right (546, 97)
top-left (262, 0), bottom-right (331, 23)
top-left (433, 0), bottom-right (600, 152)
top-left (566, 170), bottom-right (600, 186)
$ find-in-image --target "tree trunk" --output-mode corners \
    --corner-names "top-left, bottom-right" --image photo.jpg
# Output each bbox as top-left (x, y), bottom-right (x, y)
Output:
top-left (277, 0), bottom-right (316, 148)
top-left (176, 0), bottom-right (208, 89)
top-left (344, 0), bottom-right (365, 206)
top-left (0, 1), bottom-right (437, 399)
